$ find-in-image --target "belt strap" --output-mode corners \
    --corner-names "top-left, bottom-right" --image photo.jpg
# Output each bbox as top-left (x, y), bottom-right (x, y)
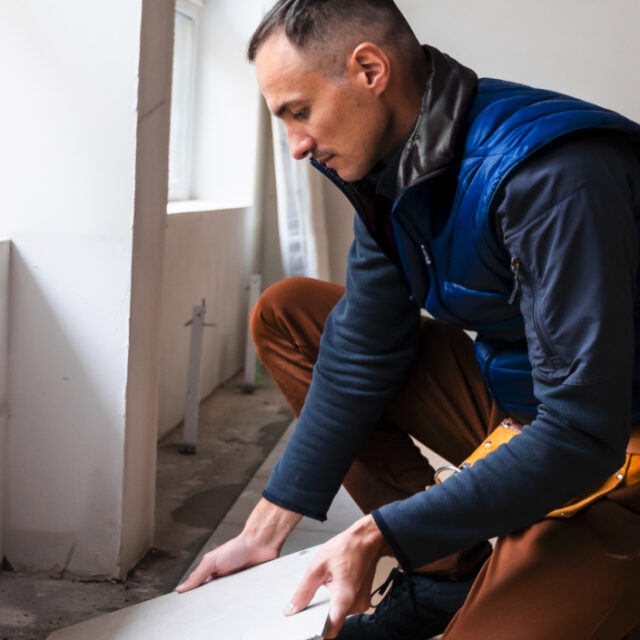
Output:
top-left (433, 421), bottom-right (640, 519)
top-left (627, 424), bottom-right (640, 454)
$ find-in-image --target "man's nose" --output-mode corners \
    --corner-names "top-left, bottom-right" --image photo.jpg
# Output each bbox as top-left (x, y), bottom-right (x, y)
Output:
top-left (288, 129), bottom-right (314, 160)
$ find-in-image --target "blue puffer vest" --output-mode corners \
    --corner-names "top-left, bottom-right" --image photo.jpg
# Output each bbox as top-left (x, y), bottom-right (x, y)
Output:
top-left (390, 79), bottom-right (640, 420)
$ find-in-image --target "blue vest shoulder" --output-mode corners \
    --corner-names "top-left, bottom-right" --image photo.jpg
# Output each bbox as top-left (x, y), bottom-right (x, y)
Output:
top-left (397, 78), bottom-right (640, 419)
top-left (458, 78), bottom-right (640, 260)
top-left (423, 79), bottom-right (640, 333)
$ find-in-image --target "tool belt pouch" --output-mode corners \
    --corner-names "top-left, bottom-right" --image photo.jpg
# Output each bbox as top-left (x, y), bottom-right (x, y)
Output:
top-left (433, 421), bottom-right (640, 519)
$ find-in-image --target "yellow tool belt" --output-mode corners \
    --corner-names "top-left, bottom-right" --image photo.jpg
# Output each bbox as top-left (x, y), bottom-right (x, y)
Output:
top-left (433, 419), bottom-right (640, 519)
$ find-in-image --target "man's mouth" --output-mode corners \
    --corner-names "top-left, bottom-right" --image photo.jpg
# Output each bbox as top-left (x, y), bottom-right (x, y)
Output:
top-left (315, 154), bottom-right (335, 166)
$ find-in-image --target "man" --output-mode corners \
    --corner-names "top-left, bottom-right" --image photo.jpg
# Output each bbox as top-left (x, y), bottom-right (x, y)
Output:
top-left (177, 1), bottom-right (640, 638)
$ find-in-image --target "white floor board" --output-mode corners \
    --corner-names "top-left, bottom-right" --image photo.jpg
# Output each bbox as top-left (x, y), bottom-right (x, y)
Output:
top-left (183, 419), bottom-right (363, 579)
top-left (49, 547), bottom-right (330, 640)
top-left (50, 418), bottom-right (438, 638)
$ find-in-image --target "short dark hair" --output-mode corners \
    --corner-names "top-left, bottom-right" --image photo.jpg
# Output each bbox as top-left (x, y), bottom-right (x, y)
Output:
top-left (247, 0), bottom-right (422, 75)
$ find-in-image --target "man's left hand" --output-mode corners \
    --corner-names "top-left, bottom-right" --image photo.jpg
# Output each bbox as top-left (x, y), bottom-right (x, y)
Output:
top-left (284, 514), bottom-right (391, 639)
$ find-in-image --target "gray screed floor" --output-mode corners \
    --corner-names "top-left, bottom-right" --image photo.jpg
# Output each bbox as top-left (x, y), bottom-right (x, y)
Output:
top-left (45, 402), bottom-right (399, 639)
top-left (0, 372), bottom-right (298, 640)
top-left (1, 371), bottom-right (447, 640)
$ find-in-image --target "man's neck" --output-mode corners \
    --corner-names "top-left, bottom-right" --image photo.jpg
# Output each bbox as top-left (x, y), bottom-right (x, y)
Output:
top-left (379, 54), bottom-right (428, 165)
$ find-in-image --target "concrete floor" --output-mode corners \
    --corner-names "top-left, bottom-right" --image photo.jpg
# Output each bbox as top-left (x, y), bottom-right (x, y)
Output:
top-left (1, 370), bottom-right (449, 639)
top-left (46, 410), bottom-right (446, 639)
top-left (47, 420), bottom-right (369, 640)
top-left (0, 372), bottom-right (293, 640)
top-left (181, 419), bottom-right (368, 575)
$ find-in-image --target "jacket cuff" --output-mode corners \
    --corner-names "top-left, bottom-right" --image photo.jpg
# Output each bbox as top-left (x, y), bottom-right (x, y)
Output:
top-left (262, 490), bottom-right (328, 522)
top-left (371, 509), bottom-right (413, 573)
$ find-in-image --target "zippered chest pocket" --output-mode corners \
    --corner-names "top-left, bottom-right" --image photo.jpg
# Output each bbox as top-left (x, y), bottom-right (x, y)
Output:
top-left (508, 256), bottom-right (566, 372)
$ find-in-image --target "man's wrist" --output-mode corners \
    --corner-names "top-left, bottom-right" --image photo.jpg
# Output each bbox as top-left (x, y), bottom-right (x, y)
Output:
top-left (350, 514), bottom-right (393, 558)
top-left (241, 497), bottom-right (302, 551)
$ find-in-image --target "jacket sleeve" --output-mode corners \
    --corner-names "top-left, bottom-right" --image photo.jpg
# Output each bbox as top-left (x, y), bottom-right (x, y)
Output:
top-left (263, 214), bottom-right (421, 520)
top-left (372, 135), bottom-right (640, 571)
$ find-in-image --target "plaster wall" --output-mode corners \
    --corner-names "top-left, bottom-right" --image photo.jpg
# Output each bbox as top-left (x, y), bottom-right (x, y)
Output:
top-left (0, 1), bottom-right (170, 577)
top-left (399, 0), bottom-right (640, 122)
top-left (158, 207), bottom-right (257, 439)
top-left (322, 185), bottom-right (354, 288)
top-left (120, 0), bottom-right (174, 574)
top-left (157, 0), bottom-right (270, 438)
top-left (321, 0), bottom-right (640, 282)
top-left (257, 102), bottom-right (287, 291)
top-left (0, 240), bottom-right (9, 565)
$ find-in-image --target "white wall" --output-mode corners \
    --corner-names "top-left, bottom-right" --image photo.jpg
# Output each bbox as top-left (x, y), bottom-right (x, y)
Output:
top-left (257, 101), bottom-right (287, 290)
top-left (0, 240), bottom-right (9, 566)
top-left (399, 0), bottom-right (640, 121)
top-left (322, 185), bottom-right (353, 287)
top-left (156, 0), bottom-right (268, 439)
top-left (120, 0), bottom-right (174, 575)
top-left (321, 1), bottom-right (640, 282)
top-left (0, 1), bottom-right (172, 578)
top-left (158, 207), bottom-right (257, 438)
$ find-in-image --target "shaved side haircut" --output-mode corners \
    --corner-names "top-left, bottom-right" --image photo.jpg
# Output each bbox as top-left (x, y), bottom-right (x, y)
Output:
top-left (247, 0), bottom-right (424, 77)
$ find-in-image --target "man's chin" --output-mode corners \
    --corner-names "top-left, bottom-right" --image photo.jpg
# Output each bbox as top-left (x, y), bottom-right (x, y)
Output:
top-left (333, 164), bottom-right (369, 183)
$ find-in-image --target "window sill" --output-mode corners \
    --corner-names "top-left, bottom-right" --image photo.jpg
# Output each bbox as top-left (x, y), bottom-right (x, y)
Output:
top-left (167, 200), bottom-right (251, 215)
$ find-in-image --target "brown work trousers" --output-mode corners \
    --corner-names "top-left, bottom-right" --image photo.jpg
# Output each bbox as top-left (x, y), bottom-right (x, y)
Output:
top-left (251, 277), bottom-right (640, 639)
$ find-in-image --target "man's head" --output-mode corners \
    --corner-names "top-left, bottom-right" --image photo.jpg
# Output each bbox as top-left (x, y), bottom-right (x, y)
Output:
top-left (248, 0), bottom-right (426, 182)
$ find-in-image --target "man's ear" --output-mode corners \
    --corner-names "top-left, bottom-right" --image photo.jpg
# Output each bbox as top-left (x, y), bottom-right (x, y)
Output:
top-left (348, 42), bottom-right (390, 96)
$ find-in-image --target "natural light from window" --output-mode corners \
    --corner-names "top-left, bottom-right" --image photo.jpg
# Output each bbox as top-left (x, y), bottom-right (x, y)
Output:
top-left (168, 3), bottom-right (199, 201)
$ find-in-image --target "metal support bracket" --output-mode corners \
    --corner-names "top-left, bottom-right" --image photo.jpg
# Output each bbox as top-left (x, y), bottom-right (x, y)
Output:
top-left (180, 299), bottom-right (215, 455)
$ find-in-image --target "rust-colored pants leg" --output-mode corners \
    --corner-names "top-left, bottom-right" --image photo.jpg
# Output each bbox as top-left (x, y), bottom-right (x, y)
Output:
top-left (250, 277), bottom-right (344, 416)
top-left (443, 482), bottom-right (640, 639)
top-left (251, 277), bottom-right (497, 577)
top-left (252, 277), bottom-right (640, 636)
top-left (251, 277), bottom-right (500, 497)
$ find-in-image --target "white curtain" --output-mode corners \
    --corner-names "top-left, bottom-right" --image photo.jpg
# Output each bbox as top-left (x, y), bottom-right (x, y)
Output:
top-left (270, 116), bottom-right (331, 281)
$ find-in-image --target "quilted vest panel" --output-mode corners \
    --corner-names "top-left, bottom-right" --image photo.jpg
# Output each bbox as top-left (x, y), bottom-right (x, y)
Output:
top-left (392, 78), bottom-right (640, 420)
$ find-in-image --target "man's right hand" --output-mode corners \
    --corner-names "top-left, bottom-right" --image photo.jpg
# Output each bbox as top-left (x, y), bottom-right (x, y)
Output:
top-left (175, 498), bottom-right (302, 593)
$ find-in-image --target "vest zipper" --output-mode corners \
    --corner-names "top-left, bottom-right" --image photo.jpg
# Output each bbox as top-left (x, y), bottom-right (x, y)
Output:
top-left (420, 244), bottom-right (432, 266)
top-left (508, 257), bottom-right (521, 305)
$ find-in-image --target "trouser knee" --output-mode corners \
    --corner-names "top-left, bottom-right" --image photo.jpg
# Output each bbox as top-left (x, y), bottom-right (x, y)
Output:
top-left (251, 276), bottom-right (345, 351)
top-left (250, 277), bottom-right (310, 348)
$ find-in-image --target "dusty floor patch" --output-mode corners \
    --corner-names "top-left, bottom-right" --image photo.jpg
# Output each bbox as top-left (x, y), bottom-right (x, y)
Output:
top-left (0, 372), bottom-right (291, 640)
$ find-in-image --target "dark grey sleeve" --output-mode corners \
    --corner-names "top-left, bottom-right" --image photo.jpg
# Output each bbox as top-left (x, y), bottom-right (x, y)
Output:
top-left (495, 134), bottom-right (638, 452)
top-left (373, 134), bottom-right (640, 571)
top-left (264, 214), bottom-right (421, 520)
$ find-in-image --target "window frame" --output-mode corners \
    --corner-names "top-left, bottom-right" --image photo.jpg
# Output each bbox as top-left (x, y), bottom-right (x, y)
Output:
top-left (168, 0), bottom-right (204, 202)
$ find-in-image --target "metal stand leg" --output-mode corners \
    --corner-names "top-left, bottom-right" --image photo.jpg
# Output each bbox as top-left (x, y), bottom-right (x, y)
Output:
top-left (180, 299), bottom-right (208, 454)
top-left (243, 274), bottom-right (262, 394)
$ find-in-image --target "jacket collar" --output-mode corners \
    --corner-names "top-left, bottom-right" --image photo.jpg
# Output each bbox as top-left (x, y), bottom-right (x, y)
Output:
top-left (394, 45), bottom-right (478, 192)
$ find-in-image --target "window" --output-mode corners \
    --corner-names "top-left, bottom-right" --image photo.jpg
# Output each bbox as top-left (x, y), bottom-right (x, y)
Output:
top-left (168, 0), bottom-right (203, 201)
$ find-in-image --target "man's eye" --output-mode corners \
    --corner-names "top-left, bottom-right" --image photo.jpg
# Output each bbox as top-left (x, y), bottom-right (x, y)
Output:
top-left (293, 108), bottom-right (308, 121)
